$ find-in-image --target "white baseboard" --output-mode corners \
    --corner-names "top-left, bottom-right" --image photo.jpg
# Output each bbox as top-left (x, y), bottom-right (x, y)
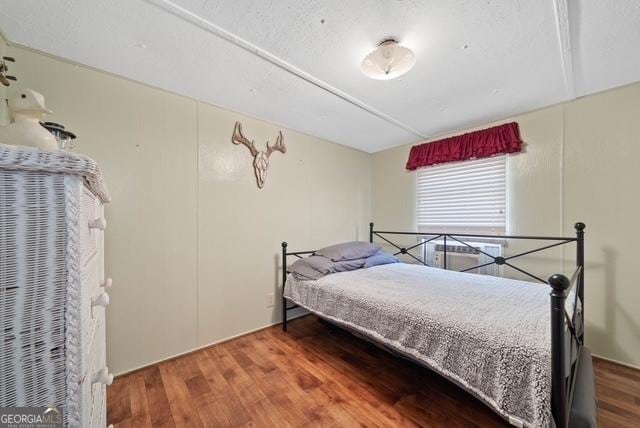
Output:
top-left (114, 311), bottom-right (310, 377)
top-left (592, 352), bottom-right (640, 371)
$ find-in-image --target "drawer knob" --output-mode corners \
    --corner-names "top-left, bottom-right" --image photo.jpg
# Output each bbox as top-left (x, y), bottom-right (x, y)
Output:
top-left (89, 217), bottom-right (107, 231)
top-left (93, 367), bottom-right (114, 386)
top-left (91, 291), bottom-right (110, 307)
top-left (100, 278), bottom-right (113, 289)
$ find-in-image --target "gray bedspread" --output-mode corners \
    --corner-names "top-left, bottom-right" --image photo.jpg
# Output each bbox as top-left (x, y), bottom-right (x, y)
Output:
top-left (284, 263), bottom-right (555, 427)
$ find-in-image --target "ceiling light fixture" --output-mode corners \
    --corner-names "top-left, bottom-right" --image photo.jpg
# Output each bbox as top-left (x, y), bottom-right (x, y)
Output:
top-left (360, 38), bottom-right (415, 80)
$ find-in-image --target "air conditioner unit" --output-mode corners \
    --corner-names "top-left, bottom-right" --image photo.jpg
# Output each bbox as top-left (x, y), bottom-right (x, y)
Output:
top-left (422, 239), bottom-right (503, 276)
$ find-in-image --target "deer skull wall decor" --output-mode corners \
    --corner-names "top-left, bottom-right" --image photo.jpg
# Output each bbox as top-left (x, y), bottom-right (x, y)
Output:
top-left (231, 121), bottom-right (286, 188)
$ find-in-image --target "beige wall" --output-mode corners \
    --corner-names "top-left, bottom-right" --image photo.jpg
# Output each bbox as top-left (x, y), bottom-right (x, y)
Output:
top-left (196, 102), bottom-right (370, 346)
top-left (8, 46), bottom-right (371, 374)
top-left (563, 84), bottom-right (640, 367)
top-left (372, 82), bottom-right (640, 367)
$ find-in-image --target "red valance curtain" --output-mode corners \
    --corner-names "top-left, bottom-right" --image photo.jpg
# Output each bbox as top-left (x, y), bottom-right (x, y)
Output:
top-left (405, 122), bottom-right (522, 170)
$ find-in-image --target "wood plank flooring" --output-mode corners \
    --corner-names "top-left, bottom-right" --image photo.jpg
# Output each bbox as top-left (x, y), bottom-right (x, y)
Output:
top-left (107, 315), bottom-right (640, 427)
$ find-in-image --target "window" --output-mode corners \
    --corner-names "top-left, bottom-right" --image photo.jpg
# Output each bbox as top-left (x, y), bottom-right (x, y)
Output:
top-left (416, 155), bottom-right (506, 234)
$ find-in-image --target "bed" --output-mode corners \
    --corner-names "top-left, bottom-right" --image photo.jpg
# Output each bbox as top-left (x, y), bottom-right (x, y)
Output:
top-left (281, 223), bottom-right (589, 428)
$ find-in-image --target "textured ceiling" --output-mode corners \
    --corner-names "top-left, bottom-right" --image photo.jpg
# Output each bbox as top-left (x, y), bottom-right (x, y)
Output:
top-left (0, 0), bottom-right (638, 153)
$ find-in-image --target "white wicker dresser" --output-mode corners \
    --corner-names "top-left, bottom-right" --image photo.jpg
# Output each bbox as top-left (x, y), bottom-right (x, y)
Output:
top-left (0, 144), bottom-right (112, 427)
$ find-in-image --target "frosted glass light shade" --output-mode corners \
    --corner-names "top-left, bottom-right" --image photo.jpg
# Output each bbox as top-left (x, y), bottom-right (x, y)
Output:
top-left (360, 39), bottom-right (416, 80)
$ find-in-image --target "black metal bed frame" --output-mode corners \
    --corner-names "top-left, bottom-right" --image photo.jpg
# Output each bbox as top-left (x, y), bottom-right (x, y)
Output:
top-left (281, 222), bottom-right (586, 428)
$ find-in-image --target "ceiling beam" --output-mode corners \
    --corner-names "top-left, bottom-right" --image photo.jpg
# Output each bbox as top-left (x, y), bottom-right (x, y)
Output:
top-left (552, 0), bottom-right (576, 100)
top-left (143, 0), bottom-right (426, 139)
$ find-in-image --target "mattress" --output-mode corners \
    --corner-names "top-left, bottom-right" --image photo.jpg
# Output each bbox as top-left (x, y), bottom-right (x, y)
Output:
top-left (284, 263), bottom-right (568, 427)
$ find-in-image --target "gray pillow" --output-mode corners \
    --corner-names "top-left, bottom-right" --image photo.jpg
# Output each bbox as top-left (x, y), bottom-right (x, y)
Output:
top-left (289, 255), bottom-right (367, 280)
top-left (364, 251), bottom-right (399, 268)
top-left (329, 258), bottom-right (367, 273)
top-left (316, 241), bottom-right (381, 262)
top-left (289, 255), bottom-right (333, 280)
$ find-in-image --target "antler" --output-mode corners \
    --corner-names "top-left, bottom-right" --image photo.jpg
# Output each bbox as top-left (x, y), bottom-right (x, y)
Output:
top-left (266, 131), bottom-right (286, 157)
top-left (231, 121), bottom-right (258, 157)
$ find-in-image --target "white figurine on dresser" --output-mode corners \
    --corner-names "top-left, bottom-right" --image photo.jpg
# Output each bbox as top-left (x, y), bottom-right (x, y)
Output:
top-left (0, 89), bottom-right (58, 150)
top-left (0, 144), bottom-right (112, 427)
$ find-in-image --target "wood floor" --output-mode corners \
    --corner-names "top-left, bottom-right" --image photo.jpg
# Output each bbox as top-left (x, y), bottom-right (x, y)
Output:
top-left (107, 315), bottom-right (640, 427)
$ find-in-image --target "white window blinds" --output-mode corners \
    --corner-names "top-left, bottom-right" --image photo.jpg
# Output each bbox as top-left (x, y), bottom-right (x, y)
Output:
top-left (416, 155), bottom-right (506, 233)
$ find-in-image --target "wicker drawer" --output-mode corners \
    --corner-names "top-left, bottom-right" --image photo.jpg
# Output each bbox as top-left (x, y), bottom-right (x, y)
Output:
top-left (81, 310), bottom-right (107, 427)
top-left (85, 310), bottom-right (104, 374)
top-left (79, 374), bottom-right (93, 428)
top-left (83, 253), bottom-right (102, 300)
top-left (80, 264), bottom-right (98, 367)
top-left (88, 311), bottom-right (108, 428)
top-left (90, 382), bottom-right (106, 428)
top-left (90, 318), bottom-right (107, 428)
top-left (79, 375), bottom-right (106, 428)
top-left (80, 260), bottom-right (108, 381)
top-left (80, 186), bottom-right (105, 267)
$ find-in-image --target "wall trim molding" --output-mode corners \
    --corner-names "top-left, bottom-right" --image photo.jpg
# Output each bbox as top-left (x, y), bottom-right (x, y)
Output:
top-left (552, 0), bottom-right (576, 100)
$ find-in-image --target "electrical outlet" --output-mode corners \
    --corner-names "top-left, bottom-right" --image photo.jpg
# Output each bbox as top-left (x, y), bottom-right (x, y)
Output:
top-left (266, 293), bottom-right (275, 307)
